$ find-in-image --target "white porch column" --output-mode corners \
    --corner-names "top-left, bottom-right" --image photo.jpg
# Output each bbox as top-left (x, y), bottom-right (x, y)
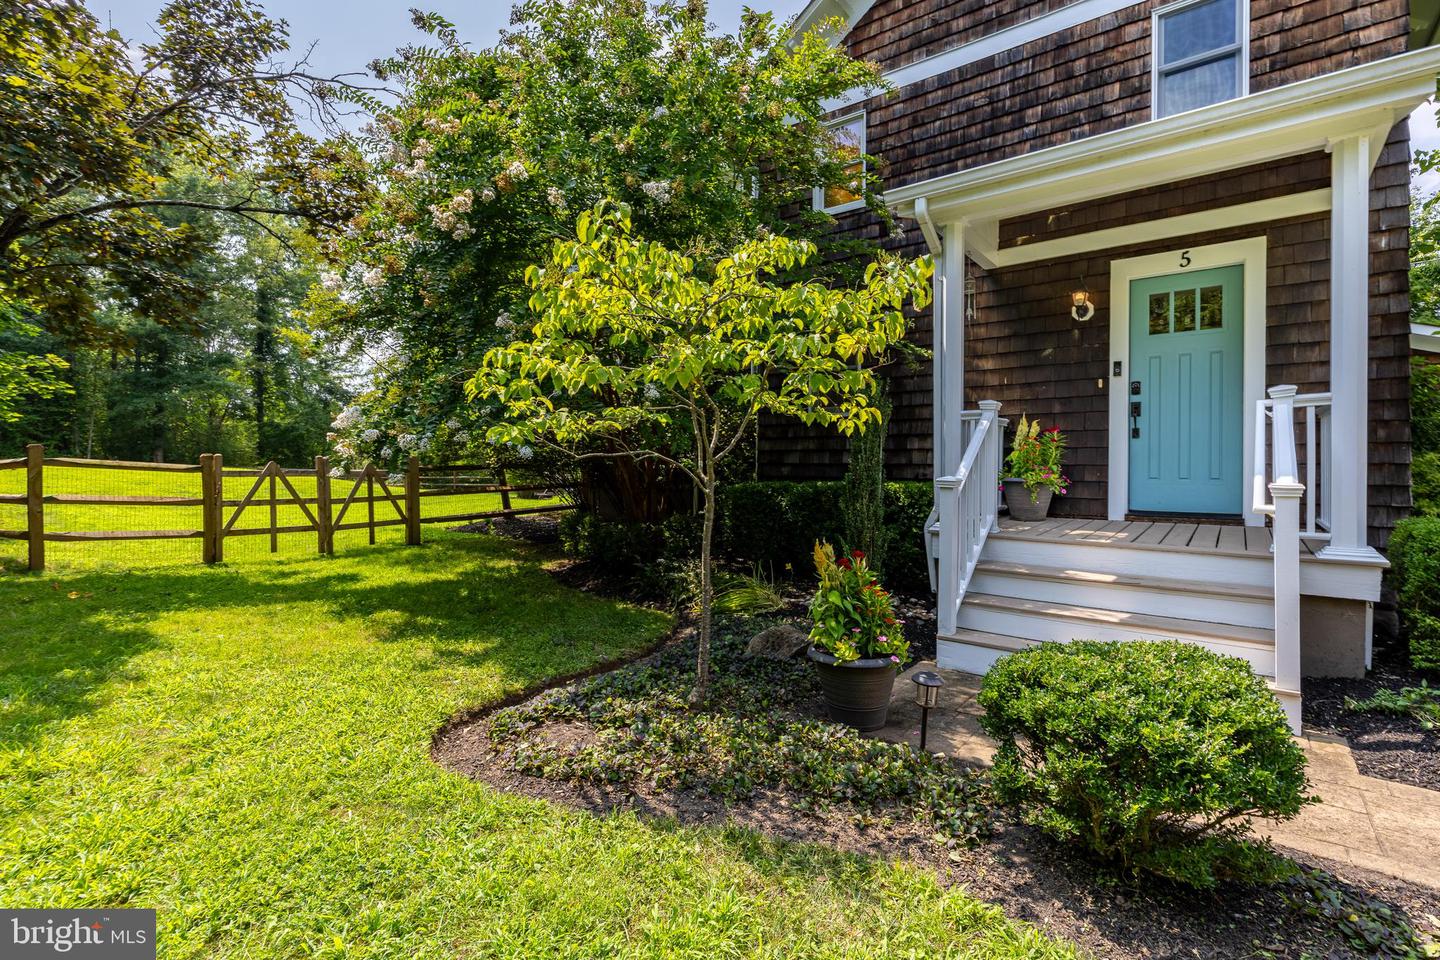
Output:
top-left (1320, 135), bottom-right (1373, 560)
top-left (938, 222), bottom-right (967, 477)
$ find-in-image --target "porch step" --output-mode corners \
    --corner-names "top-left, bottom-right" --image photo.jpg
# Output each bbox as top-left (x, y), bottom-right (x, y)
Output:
top-left (954, 593), bottom-right (1276, 675)
top-left (969, 560), bottom-right (1274, 629)
top-left (982, 528), bottom-right (1273, 588)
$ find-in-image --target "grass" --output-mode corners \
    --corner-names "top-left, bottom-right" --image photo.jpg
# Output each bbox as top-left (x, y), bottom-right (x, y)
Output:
top-left (0, 520), bottom-right (1081, 958)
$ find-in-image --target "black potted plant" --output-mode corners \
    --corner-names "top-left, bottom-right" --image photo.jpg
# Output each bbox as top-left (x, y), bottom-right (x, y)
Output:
top-left (806, 542), bottom-right (908, 731)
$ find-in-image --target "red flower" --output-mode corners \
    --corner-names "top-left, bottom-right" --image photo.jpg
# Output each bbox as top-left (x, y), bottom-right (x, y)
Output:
top-left (837, 557), bottom-right (852, 570)
top-left (1045, 426), bottom-right (1062, 434)
top-left (851, 550), bottom-right (866, 560)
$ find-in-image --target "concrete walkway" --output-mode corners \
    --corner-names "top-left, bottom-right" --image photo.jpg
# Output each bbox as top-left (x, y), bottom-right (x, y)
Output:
top-left (876, 663), bottom-right (1440, 889)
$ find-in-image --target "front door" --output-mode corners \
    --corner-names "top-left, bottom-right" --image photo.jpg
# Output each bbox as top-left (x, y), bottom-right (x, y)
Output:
top-left (1128, 265), bottom-right (1244, 515)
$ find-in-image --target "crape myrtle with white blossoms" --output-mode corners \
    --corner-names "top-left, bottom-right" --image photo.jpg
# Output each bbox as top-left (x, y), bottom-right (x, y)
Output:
top-left (471, 201), bottom-right (931, 702)
top-left (315, 0), bottom-right (895, 473)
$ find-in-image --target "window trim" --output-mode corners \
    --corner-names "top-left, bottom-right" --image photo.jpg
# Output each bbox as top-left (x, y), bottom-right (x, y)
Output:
top-left (1151, 0), bottom-right (1250, 120)
top-left (813, 110), bottom-right (868, 215)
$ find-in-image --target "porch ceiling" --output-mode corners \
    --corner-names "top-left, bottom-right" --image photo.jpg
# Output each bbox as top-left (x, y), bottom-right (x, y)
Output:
top-left (888, 46), bottom-right (1440, 230)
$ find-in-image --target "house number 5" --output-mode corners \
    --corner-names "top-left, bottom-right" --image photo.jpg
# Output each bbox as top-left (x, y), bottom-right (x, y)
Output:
top-left (1179, 250), bottom-right (1192, 268)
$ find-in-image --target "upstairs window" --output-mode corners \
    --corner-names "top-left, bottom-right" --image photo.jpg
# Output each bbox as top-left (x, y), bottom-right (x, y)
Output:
top-left (815, 112), bottom-right (866, 214)
top-left (1153, 0), bottom-right (1248, 118)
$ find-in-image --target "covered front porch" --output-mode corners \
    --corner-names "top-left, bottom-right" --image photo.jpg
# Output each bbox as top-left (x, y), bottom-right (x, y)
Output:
top-left (897, 47), bottom-right (1440, 730)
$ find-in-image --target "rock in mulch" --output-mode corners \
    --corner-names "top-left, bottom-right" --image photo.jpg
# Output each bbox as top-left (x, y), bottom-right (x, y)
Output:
top-left (744, 624), bottom-right (810, 660)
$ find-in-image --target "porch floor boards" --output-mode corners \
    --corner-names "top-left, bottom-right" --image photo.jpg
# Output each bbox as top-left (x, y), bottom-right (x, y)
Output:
top-left (994, 517), bottom-right (1320, 558)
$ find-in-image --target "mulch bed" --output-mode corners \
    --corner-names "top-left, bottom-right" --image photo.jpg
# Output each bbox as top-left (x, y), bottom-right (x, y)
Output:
top-left (434, 640), bottom-right (1440, 960)
top-left (453, 511), bottom-right (562, 544)
top-left (1303, 641), bottom-right (1440, 792)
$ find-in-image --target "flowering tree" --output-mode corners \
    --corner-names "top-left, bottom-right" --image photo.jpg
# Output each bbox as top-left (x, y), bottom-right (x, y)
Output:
top-left (471, 203), bottom-right (931, 701)
top-left (318, 0), bottom-right (889, 471)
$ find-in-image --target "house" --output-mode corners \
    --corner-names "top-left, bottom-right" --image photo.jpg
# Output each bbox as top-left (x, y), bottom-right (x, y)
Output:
top-left (762, 0), bottom-right (1440, 730)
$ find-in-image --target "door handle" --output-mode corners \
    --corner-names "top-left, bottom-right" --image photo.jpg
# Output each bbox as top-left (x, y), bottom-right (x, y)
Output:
top-left (1130, 399), bottom-right (1142, 439)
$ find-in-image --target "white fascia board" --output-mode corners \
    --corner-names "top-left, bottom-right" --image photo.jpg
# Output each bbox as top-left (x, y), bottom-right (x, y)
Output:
top-left (1413, 323), bottom-right (1440, 353)
top-left (886, 46), bottom-right (1440, 224)
top-left (980, 189), bottom-right (1332, 268)
top-left (820, 0), bottom-right (1137, 112)
top-left (790, 0), bottom-right (876, 47)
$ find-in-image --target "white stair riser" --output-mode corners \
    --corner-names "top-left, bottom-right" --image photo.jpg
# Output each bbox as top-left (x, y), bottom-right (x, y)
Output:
top-left (982, 536), bottom-right (1272, 587)
top-left (955, 605), bottom-right (1276, 675)
top-left (967, 570), bottom-right (1274, 629)
top-left (937, 638), bottom-right (1010, 674)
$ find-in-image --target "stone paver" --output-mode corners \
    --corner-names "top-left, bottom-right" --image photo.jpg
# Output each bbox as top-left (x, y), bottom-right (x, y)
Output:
top-left (874, 663), bottom-right (1440, 889)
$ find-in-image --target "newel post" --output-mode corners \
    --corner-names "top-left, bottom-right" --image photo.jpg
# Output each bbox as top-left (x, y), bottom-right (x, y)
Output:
top-left (935, 476), bottom-right (960, 637)
top-left (1270, 478), bottom-right (1305, 734)
top-left (25, 443), bottom-right (43, 572)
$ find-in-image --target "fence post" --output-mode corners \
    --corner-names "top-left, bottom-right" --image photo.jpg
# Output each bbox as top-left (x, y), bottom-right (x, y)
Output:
top-left (497, 464), bottom-right (512, 513)
top-left (405, 456), bottom-right (422, 546)
top-left (25, 443), bottom-right (43, 572)
top-left (315, 456), bottom-right (333, 556)
top-left (212, 453), bottom-right (224, 562)
top-left (366, 468), bottom-right (376, 545)
top-left (200, 453), bottom-right (218, 564)
top-left (267, 462), bottom-right (279, 554)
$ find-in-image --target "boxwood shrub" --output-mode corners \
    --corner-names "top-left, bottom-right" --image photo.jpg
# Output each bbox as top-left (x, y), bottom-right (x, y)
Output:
top-left (1390, 516), bottom-right (1440, 670)
top-left (978, 640), bottom-right (1313, 888)
top-left (717, 480), bottom-right (933, 589)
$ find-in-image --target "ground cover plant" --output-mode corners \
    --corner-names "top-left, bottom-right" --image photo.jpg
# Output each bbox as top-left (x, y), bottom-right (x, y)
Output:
top-left (485, 616), bottom-right (988, 846)
top-left (0, 527), bottom-right (1086, 959)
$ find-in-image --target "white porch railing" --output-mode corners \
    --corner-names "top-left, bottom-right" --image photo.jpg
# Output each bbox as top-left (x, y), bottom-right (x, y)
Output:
top-left (1253, 388), bottom-right (1333, 543)
top-left (1252, 385), bottom-right (1316, 728)
top-left (934, 401), bottom-right (1006, 636)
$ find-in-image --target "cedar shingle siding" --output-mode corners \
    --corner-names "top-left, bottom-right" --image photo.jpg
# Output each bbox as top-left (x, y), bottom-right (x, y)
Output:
top-left (757, 0), bottom-right (1413, 548)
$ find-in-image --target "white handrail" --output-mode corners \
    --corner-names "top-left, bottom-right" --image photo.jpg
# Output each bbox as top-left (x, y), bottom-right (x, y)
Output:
top-left (933, 400), bottom-right (1004, 636)
top-left (1252, 389), bottom-right (1331, 541)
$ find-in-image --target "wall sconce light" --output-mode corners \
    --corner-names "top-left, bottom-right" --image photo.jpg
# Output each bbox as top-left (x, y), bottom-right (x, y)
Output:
top-left (911, 670), bottom-right (945, 750)
top-left (1071, 283), bottom-right (1095, 323)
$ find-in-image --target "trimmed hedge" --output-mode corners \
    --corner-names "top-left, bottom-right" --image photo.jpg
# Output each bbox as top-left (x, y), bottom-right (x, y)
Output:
top-left (718, 480), bottom-right (933, 589)
top-left (1390, 516), bottom-right (1440, 671)
top-left (979, 640), bottom-right (1312, 888)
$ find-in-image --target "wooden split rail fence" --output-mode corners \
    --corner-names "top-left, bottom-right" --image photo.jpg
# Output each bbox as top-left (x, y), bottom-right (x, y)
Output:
top-left (1, 444), bottom-right (575, 571)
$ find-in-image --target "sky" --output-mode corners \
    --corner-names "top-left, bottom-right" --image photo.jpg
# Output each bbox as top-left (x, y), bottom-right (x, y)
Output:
top-left (98, 0), bottom-right (1438, 193)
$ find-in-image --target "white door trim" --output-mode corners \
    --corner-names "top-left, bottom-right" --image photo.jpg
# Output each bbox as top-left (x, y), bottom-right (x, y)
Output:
top-left (1108, 237), bottom-right (1267, 525)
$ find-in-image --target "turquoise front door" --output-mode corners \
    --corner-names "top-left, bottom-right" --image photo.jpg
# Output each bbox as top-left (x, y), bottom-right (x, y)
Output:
top-left (1128, 265), bottom-right (1244, 515)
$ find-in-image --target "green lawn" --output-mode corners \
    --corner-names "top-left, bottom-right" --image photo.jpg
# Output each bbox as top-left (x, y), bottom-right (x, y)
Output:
top-left (0, 530), bottom-right (1078, 959)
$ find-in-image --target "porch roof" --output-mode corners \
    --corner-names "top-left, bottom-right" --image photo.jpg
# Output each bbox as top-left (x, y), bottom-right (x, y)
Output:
top-left (888, 45), bottom-right (1440, 231)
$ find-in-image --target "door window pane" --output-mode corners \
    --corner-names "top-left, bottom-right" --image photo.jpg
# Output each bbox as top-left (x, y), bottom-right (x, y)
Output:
top-left (1149, 292), bottom-right (1171, 335)
top-left (1200, 285), bottom-right (1224, 329)
top-left (1174, 288), bottom-right (1197, 333)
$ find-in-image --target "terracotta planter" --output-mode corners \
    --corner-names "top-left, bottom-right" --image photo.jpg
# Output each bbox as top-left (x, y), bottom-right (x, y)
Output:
top-left (1002, 479), bottom-right (1053, 521)
top-left (807, 646), bottom-right (899, 731)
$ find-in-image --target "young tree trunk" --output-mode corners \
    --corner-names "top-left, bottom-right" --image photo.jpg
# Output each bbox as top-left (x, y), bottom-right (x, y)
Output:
top-left (691, 461), bottom-right (717, 704)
